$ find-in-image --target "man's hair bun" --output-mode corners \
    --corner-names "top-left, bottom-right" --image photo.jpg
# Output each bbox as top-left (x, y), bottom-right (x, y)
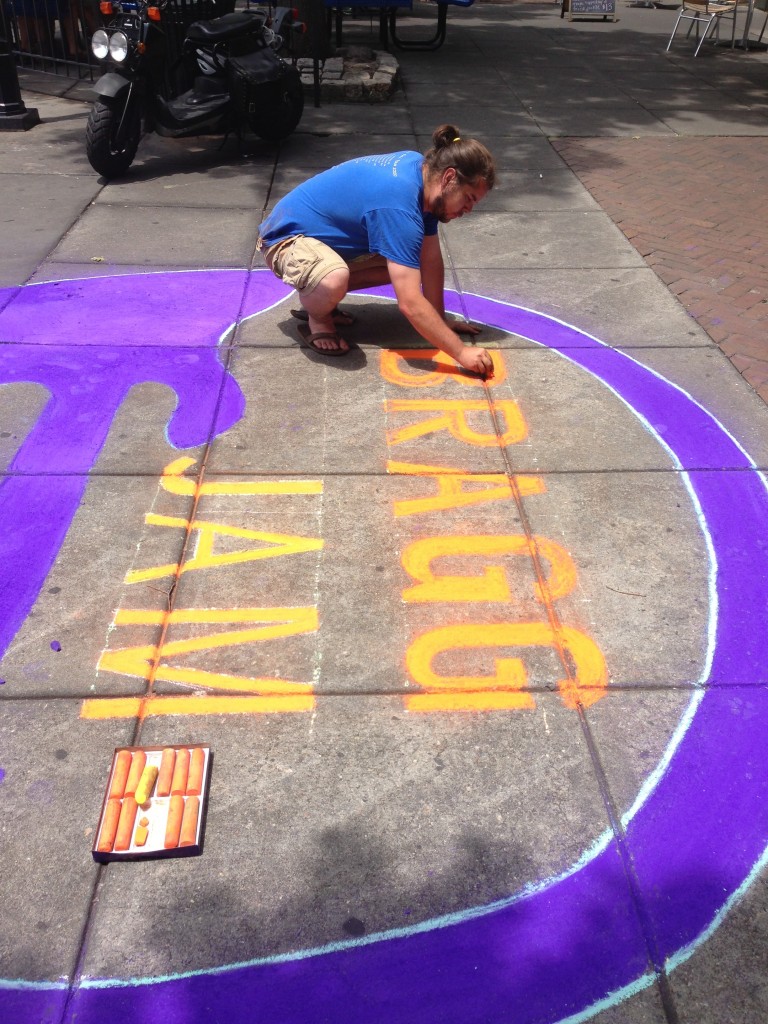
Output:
top-left (432, 124), bottom-right (461, 149)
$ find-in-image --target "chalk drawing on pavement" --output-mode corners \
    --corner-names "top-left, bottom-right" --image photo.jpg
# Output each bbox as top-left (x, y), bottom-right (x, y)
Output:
top-left (0, 274), bottom-right (766, 1024)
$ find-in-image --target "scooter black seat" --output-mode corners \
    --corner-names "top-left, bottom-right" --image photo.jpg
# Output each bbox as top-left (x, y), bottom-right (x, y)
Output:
top-left (186, 11), bottom-right (265, 44)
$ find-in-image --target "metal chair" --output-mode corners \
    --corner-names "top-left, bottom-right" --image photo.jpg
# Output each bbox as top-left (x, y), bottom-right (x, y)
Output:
top-left (666, 0), bottom-right (741, 55)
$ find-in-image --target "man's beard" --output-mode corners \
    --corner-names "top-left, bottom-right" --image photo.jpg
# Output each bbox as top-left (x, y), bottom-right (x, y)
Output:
top-left (432, 181), bottom-right (463, 223)
top-left (432, 193), bottom-right (449, 223)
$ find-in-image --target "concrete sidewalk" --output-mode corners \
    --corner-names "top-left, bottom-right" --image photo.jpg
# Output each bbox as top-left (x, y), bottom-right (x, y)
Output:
top-left (2, 3), bottom-right (768, 1022)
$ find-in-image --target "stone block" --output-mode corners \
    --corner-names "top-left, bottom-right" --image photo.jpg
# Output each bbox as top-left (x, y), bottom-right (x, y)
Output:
top-left (344, 81), bottom-right (364, 101)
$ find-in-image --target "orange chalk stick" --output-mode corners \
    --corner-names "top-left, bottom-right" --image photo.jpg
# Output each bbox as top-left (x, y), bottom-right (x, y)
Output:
top-left (97, 797), bottom-right (122, 853)
top-left (108, 750), bottom-right (132, 800)
top-left (134, 824), bottom-right (149, 847)
top-left (170, 748), bottom-right (190, 796)
top-left (179, 796), bottom-right (200, 848)
top-left (114, 797), bottom-right (138, 852)
top-left (124, 751), bottom-right (146, 799)
top-left (164, 795), bottom-right (185, 849)
top-left (156, 747), bottom-right (176, 797)
top-left (186, 748), bottom-right (205, 796)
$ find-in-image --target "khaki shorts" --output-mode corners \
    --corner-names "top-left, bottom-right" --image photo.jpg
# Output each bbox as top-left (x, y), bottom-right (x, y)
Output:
top-left (261, 235), bottom-right (386, 294)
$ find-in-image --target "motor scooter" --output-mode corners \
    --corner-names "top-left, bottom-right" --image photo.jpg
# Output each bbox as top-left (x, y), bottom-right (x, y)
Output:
top-left (86, 0), bottom-right (304, 178)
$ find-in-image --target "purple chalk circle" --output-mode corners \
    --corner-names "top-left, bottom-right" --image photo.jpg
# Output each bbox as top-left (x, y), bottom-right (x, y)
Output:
top-left (0, 275), bottom-right (766, 1024)
top-left (50, 641), bottom-right (61, 652)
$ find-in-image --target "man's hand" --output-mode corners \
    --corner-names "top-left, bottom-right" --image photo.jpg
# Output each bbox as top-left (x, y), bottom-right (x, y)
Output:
top-left (449, 319), bottom-right (482, 337)
top-left (388, 261), bottom-right (493, 377)
top-left (458, 345), bottom-right (494, 378)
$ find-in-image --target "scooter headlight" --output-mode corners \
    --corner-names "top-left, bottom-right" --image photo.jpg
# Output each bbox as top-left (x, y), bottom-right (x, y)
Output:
top-left (91, 29), bottom-right (109, 60)
top-left (108, 30), bottom-right (130, 62)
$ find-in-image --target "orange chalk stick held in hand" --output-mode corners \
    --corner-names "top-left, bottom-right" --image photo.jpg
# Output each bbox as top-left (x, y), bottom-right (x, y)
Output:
top-left (114, 797), bottom-right (138, 852)
top-left (108, 751), bottom-right (132, 800)
top-left (179, 796), bottom-right (200, 847)
top-left (97, 798), bottom-right (122, 853)
top-left (170, 748), bottom-right (190, 796)
top-left (124, 751), bottom-right (146, 798)
top-left (156, 747), bottom-right (176, 797)
top-left (164, 795), bottom-right (185, 849)
top-left (186, 748), bottom-right (205, 796)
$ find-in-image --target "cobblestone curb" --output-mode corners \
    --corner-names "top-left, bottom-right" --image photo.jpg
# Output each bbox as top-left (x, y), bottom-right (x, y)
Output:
top-left (297, 47), bottom-right (400, 102)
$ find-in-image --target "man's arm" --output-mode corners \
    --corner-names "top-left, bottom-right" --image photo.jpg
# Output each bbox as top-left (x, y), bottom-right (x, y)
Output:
top-left (420, 234), bottom-right (482, 338)
top-left (387, 259), bottom-right (494, 377)
top-left (420, 233), bottom-right (445, 318)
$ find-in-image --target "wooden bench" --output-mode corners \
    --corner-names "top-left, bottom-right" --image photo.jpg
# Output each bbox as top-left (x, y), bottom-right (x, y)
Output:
top-left (324, 0), bottom-right (475, 51)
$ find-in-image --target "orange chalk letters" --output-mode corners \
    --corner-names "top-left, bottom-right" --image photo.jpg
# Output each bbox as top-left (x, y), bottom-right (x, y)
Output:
top-left (387, 463), bottom-right (545, 517)
top-left (126, 516), bottom-right (322, 584)
top-left (380, 349), bottom-right (508, 388)
top-left (405, 623), bottom-right (607, 712)
top-left (401, 535), bottom-right (577, 604)
top-left (385, 399), bottom-right (527, 448)
top-left (85, 462), bottom-right (321, 720)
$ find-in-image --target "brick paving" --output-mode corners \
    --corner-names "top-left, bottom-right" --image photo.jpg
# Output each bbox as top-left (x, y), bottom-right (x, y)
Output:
top-left (552, 137), bottom-right (768, 404)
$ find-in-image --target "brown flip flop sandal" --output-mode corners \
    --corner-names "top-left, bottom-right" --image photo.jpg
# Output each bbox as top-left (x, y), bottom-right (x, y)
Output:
top-left (297, 323), bottom-right (350, 357)
top-left (291, 307), bottom-right (356, 327)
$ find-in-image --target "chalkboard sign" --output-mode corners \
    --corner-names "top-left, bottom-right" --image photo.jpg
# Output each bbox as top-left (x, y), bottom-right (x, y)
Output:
top-left (561, 0), bottom-right (616, 20)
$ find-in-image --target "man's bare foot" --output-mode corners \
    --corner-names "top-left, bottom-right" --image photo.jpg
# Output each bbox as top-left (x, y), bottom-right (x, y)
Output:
top-left (298, 323), bottom-right (350, 357)
top-left (306, 319), bottom-right (350, 353)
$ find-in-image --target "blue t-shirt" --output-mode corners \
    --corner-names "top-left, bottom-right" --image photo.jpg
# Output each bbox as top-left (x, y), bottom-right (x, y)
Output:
top-left (259, 151), bottom-right (438, 270)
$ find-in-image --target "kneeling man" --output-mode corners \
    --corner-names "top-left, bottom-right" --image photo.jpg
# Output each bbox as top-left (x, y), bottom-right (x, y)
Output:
top-left (258, 123), bottom-right (496, 377)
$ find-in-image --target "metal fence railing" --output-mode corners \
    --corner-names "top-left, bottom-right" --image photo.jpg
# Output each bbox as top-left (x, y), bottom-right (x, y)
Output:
top-left (1, 0), bottom-right (99, 78)
top-left (0, 0), bottom-right (239, 81)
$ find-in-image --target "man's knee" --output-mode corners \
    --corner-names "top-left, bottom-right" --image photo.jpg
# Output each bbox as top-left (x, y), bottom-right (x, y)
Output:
top-left (312, 266), bottom-right (350, 300)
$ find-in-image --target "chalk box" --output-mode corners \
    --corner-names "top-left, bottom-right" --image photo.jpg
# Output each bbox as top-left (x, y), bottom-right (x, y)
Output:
top-left (92, 744), bottom-right (212, 862)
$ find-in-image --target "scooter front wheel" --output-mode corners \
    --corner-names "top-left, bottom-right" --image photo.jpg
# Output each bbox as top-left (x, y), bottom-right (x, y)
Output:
top-left (86, 98), bottom-right (141, 179)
